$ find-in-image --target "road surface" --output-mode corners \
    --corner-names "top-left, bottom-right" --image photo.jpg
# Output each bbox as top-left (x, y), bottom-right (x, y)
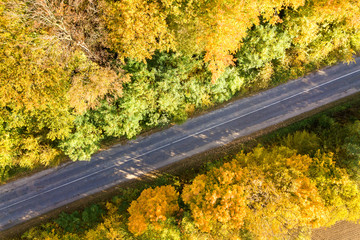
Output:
top-left (1, 58), bottom-right (360, 233)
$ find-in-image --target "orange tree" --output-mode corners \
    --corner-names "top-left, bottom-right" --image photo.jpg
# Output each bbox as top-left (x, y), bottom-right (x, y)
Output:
top-left (127, 185), bottom-right (180, 236)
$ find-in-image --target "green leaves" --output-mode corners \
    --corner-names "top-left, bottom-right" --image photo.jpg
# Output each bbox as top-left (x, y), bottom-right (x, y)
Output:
top-left (236, 25), bottom-right (292, 72)
top-left (2, 0), bottom-right (360, 181)
top-left (281, 130), bottom-right (321, 156)
top-left (55, 204), bottom-right (105, 233)
top-left (309, 152), bottom-right (360, 225)
top-left (60, 115), bottom-right (103, 161)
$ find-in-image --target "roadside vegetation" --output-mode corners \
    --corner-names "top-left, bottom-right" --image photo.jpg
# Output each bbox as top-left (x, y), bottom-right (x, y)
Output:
top-left (19, 95), bottom-right (360, 239)
top-left (1, 0), bottom-right (360, 182)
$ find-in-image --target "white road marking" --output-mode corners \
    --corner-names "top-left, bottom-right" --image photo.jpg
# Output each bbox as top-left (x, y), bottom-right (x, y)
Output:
top-left (1, 68), bottom-right (360, 212)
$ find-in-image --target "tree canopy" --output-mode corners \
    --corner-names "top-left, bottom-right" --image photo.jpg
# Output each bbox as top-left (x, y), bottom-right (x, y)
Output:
top-left (1, 0), bottom-right (360, 178)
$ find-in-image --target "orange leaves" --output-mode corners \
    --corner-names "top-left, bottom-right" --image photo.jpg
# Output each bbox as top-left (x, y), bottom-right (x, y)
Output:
top-left (127, 185), bottom-right (179, 236)
top-left (293, 177), bottom-right (328, 228)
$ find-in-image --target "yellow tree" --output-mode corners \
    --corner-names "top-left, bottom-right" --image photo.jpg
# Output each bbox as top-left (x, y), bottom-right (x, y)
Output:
top-left (309, 152), bottom-right (360, 226)
top-left (102, 0), bottom-right (177, 63)
top-left (174, 0), bottom-right (306, 81)
top-left (182, 163), bottom-right (249, 234)
top-left (182, 146), bottom-right (330, 239)
top-left (283, 0), bottom-right (360, 68)
top-left (0, 0), bottom-right (127, 170)
top-left (240, 148), bottom-right (328, 239)
top-left (103, 0), bottom-right (306, 81)
top-left (0, 0), bottom-right (73, 168)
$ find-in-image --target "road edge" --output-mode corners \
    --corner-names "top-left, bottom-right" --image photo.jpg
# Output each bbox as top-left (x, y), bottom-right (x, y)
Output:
top-left (2, 92), bottom-right (359, 240)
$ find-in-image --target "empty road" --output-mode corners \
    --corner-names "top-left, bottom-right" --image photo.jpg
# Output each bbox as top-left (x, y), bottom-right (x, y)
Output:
top-left (1, 58), bottom-right (360, 233)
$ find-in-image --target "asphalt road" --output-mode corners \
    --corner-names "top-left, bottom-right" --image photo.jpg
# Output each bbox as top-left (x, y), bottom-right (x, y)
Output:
top-left (1, 59), bottom-right (360, 233)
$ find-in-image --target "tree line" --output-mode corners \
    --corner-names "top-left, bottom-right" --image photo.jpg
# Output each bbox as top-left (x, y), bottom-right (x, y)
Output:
top-left (1, 0), bottom-right (360, 180)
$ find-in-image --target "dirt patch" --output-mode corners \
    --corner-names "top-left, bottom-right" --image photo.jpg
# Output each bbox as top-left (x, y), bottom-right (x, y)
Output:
top-left (312, 221), bottom-right (360, 240)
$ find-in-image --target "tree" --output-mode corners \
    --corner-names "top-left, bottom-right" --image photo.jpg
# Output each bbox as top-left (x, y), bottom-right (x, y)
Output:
top-left (0, 0), bottom-right (74, 168)
top-left (282, 0), bottom-right (360, 68)
top-left (182, 146), bottom-right (332, 239)
top-left (23, 0), bottom-right (117, 65)
top-left (173, 0), bottom-right (305, 81)
top-left (103, 0), bottom-right (176, 63)
top-left (236, 25), bottom-right (292, 72)
top-left (281, 130), bottom-right (321, 156)
top-left (66, 51), bottom-right (127, 114)
top-left (309, 152), bottom-right (360, 226)
top-left (0, 0), bottom-right (127, 170)
top-left (127, 185), bottom-right (179, 236)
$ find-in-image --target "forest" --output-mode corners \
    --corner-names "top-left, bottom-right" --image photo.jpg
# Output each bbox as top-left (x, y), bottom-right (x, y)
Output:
top-left (1, 0), bottom-right (360, 239)
top-left (21, 96), bottom-right (360, 239)
top-left (1, 0), bottom-right (360, 181)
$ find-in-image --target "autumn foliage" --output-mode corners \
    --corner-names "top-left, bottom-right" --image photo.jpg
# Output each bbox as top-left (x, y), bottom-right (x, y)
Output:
top-left (120, 145), bottom-right (360, 239)
top-left (182, 147), bottom-right (332, 239)
top-left (123, 146), bottom-right (360, 239)
top-left (127, 185), bottom-right (179, 235)
top-left (2, 0), bottom-right (360, 181)
top-left (22, 112), bottom-right (360, 239)
top-left (3, 0), bottom-right (360, 238)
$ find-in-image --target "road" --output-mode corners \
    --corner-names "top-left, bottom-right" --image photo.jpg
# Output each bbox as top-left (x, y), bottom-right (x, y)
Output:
top-left (1, 58), bottom-right (360, 233)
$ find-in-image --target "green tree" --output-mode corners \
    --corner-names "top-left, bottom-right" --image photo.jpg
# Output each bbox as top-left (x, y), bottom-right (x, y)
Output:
top-left (281, 130), bottom-right (321, 156)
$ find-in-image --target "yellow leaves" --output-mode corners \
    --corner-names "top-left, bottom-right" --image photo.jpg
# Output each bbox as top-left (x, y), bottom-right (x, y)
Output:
top-left (286, 154), bottom-right (312, 173)
top-left (0, 1), bottom-right (129, 169)
top-left (311, 0), bottom-right (360, 27)
top-left (255, 62), bottom-right (274, 89)
top-left (67, 51), bottom-right (129, 114)
top-left (182, 165), bottom-right (248, 233)
top-left (103, 0), bottom-right (176, 63)
top-left (182, 146), bottom-right (350, 239)
top-left (293, 177), bottom-right (328, 228)
top-left (180, 0), bottom-right (306, 82)
top-left (5, 135), bottom-right (61, 168)
top-left (182, 174), bottom-right (206, 202)
top-left (128, 214), bottom-right (148, 236)
top-left (85, 203), bottom-right (127, 240)
top-left (102, 0), bottom-right (307, 82)
top-left (283, 0), bottom-right (360, 65)
top-left (127, 185), bottom-right (179, 236)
